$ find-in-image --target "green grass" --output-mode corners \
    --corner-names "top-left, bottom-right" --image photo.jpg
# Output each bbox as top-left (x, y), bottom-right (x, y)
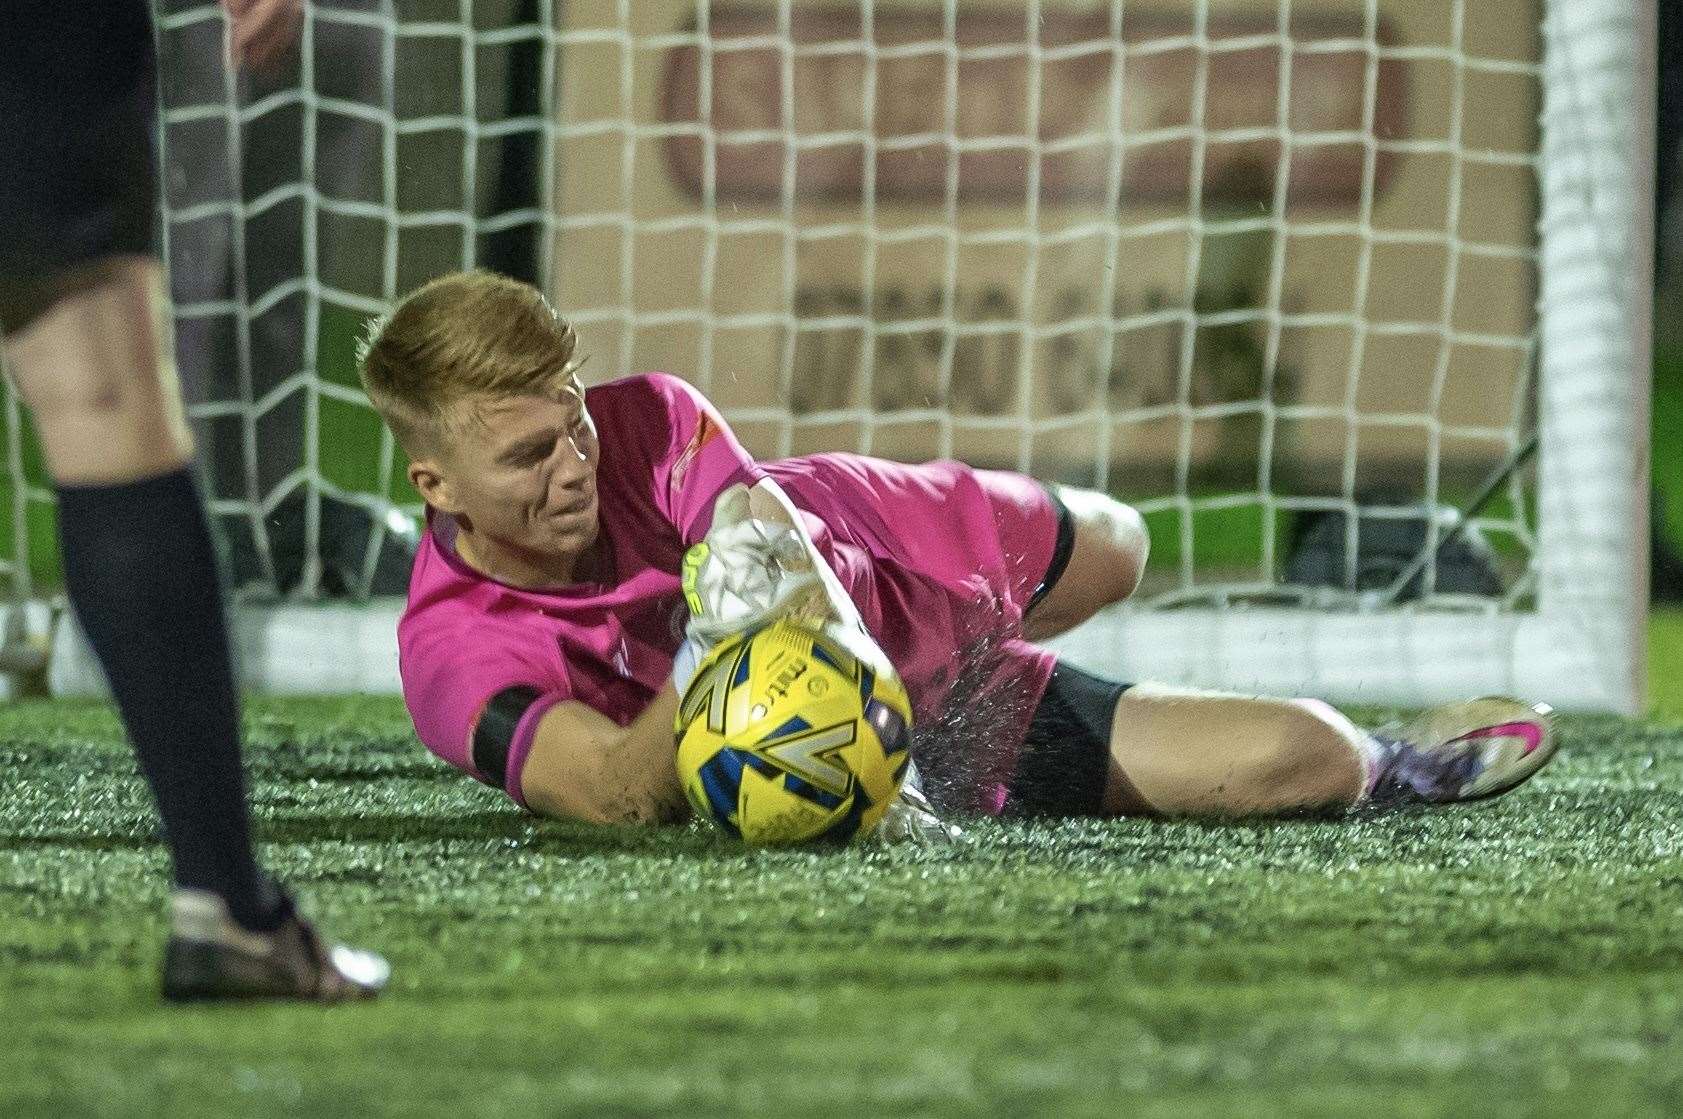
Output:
top-left (1656, 342), bottom-right (1683, 553)
top-left (1651, 609), bottom-right (1683, 720)
top-left (3, 691), bottom-right (1682, 1118)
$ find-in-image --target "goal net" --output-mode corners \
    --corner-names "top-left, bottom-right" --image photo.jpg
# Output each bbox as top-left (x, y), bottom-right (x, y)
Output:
top-left (8, 0), bottom-right (1653, 710)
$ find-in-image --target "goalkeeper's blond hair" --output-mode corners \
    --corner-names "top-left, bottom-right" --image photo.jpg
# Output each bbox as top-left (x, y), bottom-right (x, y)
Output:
top-left (358, 270), bottom-right (584, 455)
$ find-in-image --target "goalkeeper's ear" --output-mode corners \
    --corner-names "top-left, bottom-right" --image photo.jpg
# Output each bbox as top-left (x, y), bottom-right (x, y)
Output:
top-left (408, 457), bottom-right (459, 514)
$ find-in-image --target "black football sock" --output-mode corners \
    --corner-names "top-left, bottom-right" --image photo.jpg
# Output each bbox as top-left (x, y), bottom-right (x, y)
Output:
top-left (57, 467), bottom-right (284, 932)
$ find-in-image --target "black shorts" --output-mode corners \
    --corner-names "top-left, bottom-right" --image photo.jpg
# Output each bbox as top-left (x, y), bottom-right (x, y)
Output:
top-left (1009, 486), bottom-right (1132, 817)
top-left (0, 2), bottom-right (158, 324)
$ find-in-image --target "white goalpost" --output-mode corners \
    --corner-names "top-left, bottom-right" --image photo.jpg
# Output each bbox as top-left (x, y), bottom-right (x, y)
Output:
top-left (13, 0), bottom-right (1652, 712)
top-left (1053, 0), bottom-right (1649, 712)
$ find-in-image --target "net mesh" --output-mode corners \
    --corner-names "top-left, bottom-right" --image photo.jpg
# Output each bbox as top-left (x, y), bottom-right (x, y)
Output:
top-left (0, 0), bottom-right (1548, 611)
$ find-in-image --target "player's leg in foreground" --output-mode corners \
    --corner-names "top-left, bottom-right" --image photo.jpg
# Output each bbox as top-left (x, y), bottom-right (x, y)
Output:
top-left (4, 261), bottom-right (388, 1000)
top-left (1020, 488), bottom-right (1558, 816)
top-left (0, 3), bottom-right (384, 1000)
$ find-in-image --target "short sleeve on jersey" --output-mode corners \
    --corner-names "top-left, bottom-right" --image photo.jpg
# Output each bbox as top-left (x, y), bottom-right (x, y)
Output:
top-left (399, 617), bottom-right (569, 804)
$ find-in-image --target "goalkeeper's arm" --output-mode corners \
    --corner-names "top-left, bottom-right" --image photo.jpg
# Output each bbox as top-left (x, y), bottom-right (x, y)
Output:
top-left (515, 688), bottom-right (687, 826)
top-left (510, 478), bottom-right (838, 829)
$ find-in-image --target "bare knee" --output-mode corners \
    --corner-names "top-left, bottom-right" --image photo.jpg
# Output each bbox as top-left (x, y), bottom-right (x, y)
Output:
top-left (17, 358), bottom-right (186, 451)
top-left (1063, 488), bottom-right (1149, 606)
top-left (20, 374), bottom-right (128, 427)
top-left (1023, 489), bottom-right (1150, 641)
top-left (1098, 500), bottom-right (1148, 604)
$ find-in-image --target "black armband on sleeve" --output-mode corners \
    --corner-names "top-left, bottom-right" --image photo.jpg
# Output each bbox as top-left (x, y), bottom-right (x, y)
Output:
top-left (472, 685), bottom-right (545, 789)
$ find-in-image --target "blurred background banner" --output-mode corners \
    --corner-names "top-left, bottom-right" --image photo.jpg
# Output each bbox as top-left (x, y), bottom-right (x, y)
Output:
top-left (554, 0), bottom-right (1540, 504)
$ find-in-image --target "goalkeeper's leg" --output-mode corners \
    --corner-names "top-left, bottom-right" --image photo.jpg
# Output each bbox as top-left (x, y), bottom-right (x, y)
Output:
top-left (1099, 684), bottom-right (1370, 815)
top-left (1012, 665), bottom-right (1366, 816)
top-left (998, 486), bottom-right (1553, 815)
top-left (1011, 663), bottom-right (1556, 818)
top-left (1104, 686), bottom-right (1555, 815)
top-left (1021, 485), bottom-right (1148, 642)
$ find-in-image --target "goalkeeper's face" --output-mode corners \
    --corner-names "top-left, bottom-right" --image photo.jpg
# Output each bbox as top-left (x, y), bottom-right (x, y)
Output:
top-left (431, 380), bottom-right (601, 572)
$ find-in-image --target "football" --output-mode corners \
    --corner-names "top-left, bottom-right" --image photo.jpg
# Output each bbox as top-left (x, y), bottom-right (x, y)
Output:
top-left (674, 618), bottom-right (913, 845)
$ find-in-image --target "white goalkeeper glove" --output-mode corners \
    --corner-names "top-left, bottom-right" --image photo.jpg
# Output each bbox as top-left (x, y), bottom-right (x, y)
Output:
top-left (875, 759), bottom-right (963, 846)
top-left (680, 483), bottom-right (836, 644)
top-left (678, 480), bottom-right (874, 667)
top-left (674, 482), bottom-right (831, 696)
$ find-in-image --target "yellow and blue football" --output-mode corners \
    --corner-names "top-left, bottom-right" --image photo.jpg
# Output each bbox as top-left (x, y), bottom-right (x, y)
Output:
top-left (675, 618), bottom-right (913, 845)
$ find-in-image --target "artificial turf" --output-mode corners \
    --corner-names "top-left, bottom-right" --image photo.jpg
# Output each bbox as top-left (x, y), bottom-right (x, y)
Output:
top-left (2, 683), bottom-right (1682, 1118)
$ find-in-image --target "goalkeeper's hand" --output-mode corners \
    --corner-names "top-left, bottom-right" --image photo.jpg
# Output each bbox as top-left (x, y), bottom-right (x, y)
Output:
top-left (682, 479), bottom-right (879, 645)
top-left (680, 483), bottom-right (832, 644)
top-left (876, 760), bottom-right (963, 846)
top-left (673, 482), bottom-right (860, 695)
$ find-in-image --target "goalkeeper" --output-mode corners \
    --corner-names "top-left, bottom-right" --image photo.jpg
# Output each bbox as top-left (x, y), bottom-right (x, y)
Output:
top-left (368, 271), bottom-right (1557, 832)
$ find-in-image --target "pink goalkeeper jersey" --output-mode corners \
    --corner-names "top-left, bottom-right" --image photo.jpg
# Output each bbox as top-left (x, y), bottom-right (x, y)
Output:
top-left (398, 373), bottom-right (1059, 814)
